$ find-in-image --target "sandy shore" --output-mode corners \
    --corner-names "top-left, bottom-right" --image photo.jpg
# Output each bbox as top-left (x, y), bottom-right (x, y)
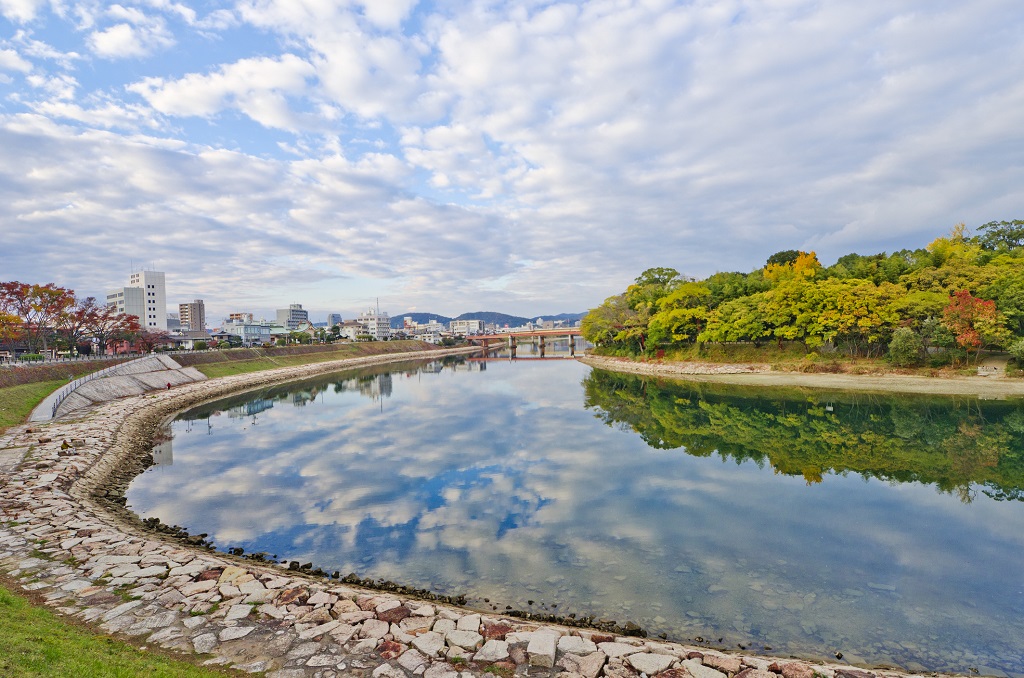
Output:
top-left (578, 355), bottom-right (1024, 398)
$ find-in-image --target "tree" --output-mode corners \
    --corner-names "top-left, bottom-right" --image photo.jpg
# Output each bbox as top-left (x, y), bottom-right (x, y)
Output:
top-left (581, 294), bottom-right (641, 351)
top-left (87, 307), bottom-right (141, 355)
top-left (135, 329), bottom-right (173, 353)
top-left (887, 328), bottom-right (924, 367)
top-left (58, 296), bottom-right (100, 354)
top-left (648, 283), bottom-right (711, 345)
top-left (766, 250), bottom-right (800, 267)
top-left (942, 290), bottom-right (1010, 361)
top-left (977, 219), bottom-right (1024, 251)
top-left (0, 281), bottom-right (77, 354)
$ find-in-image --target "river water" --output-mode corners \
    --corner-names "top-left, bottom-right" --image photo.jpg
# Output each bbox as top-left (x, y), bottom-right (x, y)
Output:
top-left (126, 357), bottom-right (1024, 675)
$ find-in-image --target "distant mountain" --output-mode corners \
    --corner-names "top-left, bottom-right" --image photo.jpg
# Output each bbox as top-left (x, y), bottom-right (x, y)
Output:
top-left (390, 311), bottom-right (586, 330)
top-left (453, 311), bottom-right (531, 327)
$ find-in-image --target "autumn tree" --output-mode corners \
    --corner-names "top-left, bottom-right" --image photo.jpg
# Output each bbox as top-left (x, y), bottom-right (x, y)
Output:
top-left (0, 282), bottom-right (77, 354)
top-left (87, 307), bottom-right (141, 355)
top-left (942, 290), bottom-right (1010, 362)
top-left (648, 282), bottom-right (712, 345)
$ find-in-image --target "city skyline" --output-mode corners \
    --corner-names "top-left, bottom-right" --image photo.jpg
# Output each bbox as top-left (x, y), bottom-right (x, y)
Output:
top-left (2, 2), bottom-right (1022, 317)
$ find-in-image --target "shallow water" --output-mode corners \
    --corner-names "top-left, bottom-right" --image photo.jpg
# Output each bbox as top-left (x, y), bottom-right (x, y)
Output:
top-left (127, 358), bottom-right (1024, 674)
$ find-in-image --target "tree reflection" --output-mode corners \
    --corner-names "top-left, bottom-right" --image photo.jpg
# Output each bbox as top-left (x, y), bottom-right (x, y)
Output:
top-left (582, 369), bottom-right (1024, 503)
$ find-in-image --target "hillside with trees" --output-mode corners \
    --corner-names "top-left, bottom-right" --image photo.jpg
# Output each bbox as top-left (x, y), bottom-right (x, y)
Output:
top-left (581, 221), bottom-right (1024, 367)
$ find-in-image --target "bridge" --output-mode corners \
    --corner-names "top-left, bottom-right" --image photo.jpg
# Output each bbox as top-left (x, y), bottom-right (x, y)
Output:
top-left (467, 328), bottom-right (583, 358)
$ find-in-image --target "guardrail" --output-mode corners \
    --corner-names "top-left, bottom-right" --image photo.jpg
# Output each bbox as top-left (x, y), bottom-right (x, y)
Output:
top-left (49, 357), bottom-right (148, 418)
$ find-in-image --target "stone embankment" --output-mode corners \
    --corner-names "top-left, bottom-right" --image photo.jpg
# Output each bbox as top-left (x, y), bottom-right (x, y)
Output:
top-left (579, 356), bottom-right (771, 378)
top-left (1, 348), bottom-right (953, 678)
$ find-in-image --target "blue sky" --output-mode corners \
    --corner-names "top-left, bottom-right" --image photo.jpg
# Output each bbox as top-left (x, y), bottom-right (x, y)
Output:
top-left (1, 1), bottom-right (1023, 322)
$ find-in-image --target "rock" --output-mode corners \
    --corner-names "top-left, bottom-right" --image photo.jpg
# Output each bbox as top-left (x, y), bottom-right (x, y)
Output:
top-left (378, 605), bottom-right (412, 624)
top-left (398, 648), bottom-right (428, 672)
top-left (330, 623), bottom-right (358, 644)
top-left (333, 598), bottom-right (360, 614)
top-left (628, 653), bottom-right (675, 675)
top-left (834, 671), bottom-right (874, 678)
top-left (225, 604), bottom-right (252, 621)
top-left (275, 588), bottom-right (308, 606)
top-left (527, 632), bottom-right (559, 668)
top-left (298, 606), bottom-right (333, 625)
top-left (196, 568), bottom-right (223, 581)
top-left (400, 615), bottom-right (434, 633)
top-left (376, 598), bottom-right (402, 613)
top-left (412, 631), bottom-right (447, 657)
top-left (605, 661), bottom-right (640, 678)
top-left (192, 633), bottom-right (218, 654)
top-left (361, 618), bottom-right (390, 639)
top-left (379, 639), bottom-right (407, 660)
top-left (474, 639), bottom-right (511, 662)
top-left (298, 620), bottom-right (341, 640)
top-left (457, 614), bottom-right (481, 631)
top-left (704, 655), bottom-right (742, 675)
top-left (447, 629), bottom-right (484, 650)
top-left (373, 665), bottom-right (408, 678)
top-left (307, 590), bottom-right (335, 606)
top-left (482, 622), bottom-right (513, 640)
top-left (683, 659), bottom-right (727, 678)
top-left (557, 651), bottom-right (608, 678)
top-left (736, 670), bottom-right (775, 678)
top-left (656, 670), bottom-right (691, 678)
top-left (218, 565), bottom-right (247, 583)
top-left (598, 642), bottom-right (641, 659)
top-left (780, 663), bottom-right (816, 678)
top-left (219, 625), bottom-right (255, 642)
top-left (559, 635), bottom-right (598, 655)
top-left (433, 618), bottom-right (457, 635)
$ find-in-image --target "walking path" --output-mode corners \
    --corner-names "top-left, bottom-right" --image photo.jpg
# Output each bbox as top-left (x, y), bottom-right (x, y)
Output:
top-left (1, 348), bottom-right (954, 678)
top-left (579, 356), bottom-right (1024, 397)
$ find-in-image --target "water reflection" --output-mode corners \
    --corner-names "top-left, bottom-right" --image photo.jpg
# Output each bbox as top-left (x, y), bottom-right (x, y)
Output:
top-left (126, 360), bottom-right (1024, 675)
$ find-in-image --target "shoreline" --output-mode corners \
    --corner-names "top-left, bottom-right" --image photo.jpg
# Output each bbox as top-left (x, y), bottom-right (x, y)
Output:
top-left (577, 355), bottom-right (1024, 398)
top-left (0, 347), bottom-right (975, 677)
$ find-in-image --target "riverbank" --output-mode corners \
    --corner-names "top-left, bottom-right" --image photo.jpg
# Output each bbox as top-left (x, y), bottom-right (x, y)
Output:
top-left (0, 347), bottom-right (966, 678)
top-left (578, 355), bottom-right (1024, 398)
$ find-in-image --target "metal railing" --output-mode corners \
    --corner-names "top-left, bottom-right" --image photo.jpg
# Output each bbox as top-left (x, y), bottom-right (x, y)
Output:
top-left (49, 356), bottom-right (148, 418)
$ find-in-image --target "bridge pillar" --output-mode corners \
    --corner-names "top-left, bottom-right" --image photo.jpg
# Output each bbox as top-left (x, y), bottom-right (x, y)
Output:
top-left (539, 336), bottom-right (545, 357)
top-left (569, 335), bottom-right (575, 356)
top-left (508, 335), bottom-right (516, 358)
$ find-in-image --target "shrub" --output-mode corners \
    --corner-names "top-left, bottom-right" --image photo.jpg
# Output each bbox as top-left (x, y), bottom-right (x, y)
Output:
top-left (18, 354), bottom-right (43, 362)
top-left (887, 327), bottom-right (924, 367)
top-left (193, 341), bottom-right (208, 351)
top-left (1009, 338), bottom-right (1024, 365)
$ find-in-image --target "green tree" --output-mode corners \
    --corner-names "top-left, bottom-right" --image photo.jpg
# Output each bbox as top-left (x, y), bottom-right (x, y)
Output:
top-left (887, 327), bottom-right (924, 367)
top-left (977, 219), bottom-right (1024, 251)
top-left (648, 283), bottom-right (711, 345)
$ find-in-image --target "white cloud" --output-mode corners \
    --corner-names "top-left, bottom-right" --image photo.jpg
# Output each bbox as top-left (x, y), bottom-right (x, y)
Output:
top-left (86, 5), bottom-right (177, 59)
top-left (0, 47), bottom-right (32, 73)
top-left (0, 0), bottom-right (46, 23)
top-left (128, 54), bottom-right (315, 131)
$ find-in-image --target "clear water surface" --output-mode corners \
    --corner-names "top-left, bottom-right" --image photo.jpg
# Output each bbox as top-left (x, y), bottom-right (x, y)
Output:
top-left (126, 357), bottom-right (1024, 675)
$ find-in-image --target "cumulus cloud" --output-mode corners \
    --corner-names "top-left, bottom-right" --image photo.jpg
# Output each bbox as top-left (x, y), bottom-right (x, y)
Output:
top-left (2, 1), bottom-right (1024, 317)
top-left (128, 54), bottom-right (316, 130)
top-left (0, 0), bottom-right (46, 23)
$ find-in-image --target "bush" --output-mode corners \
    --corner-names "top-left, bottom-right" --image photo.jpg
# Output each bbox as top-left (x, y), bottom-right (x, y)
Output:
top-left (887, 328), bottom-right (924, 367)
top-left (1009, 338), bottom-right (1024, 365)
top-left (276, 338), bottom-right (287, 347)
top-left (18, 354), bottom-right (43, 362)
top-left (193, 341), bottom-right (208, 351)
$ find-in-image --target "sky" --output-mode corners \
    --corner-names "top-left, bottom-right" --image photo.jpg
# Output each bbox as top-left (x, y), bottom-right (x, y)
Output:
top-left (1, 1), bottom-right (1023, 323)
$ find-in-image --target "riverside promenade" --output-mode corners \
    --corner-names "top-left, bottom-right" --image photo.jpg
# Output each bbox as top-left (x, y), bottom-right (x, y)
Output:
top-left (1, 349), bottom-right (953, 678)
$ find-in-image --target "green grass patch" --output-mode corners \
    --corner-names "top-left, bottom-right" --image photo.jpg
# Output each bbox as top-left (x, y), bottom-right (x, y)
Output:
top-left (0, 380), bottom-right (65, 433)
top-left (0, 583), bottom-right (244, 677)
top-left (192, 341), bottom-right (439, 379)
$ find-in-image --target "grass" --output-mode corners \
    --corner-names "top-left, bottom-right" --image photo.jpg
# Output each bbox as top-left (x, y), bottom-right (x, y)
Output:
top-left (192, 341), bottom-right (439, 379)
top-left (0, 380), bottom-right (65, 433)
top-left (0, 582), bottom-right (248, 677)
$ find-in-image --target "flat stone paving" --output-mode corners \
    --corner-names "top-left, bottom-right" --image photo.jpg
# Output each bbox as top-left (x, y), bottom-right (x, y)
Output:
top-left (0, 349), bottom-right (958, 678)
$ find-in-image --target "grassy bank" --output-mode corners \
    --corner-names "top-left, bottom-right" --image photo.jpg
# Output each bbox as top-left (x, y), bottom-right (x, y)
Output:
top-left (601, 342), bottom-right (980, 377)
top-left (0, 579), bottom-right (242, 678)
top-left (0, 381), bottom-right (65, 432)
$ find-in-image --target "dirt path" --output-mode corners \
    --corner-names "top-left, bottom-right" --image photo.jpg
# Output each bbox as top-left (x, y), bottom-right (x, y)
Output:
top-left (578, 355), bottom-right (1024, 398)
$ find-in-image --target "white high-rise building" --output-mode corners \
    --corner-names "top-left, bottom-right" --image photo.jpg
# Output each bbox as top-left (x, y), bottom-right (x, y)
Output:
top-left (276, 303), bottom-right (309, 330)
top-left (357, 308), bottom-right (391, 340)
top-left (106, 270), bottom-right (167, 331)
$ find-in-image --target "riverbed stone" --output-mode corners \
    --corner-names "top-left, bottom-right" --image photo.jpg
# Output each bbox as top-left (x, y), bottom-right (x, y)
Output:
top-left (527, 631), bottom-right (559, 668)
top-left (412, 631), bottom-right (447, 657)
top-left (559, 635), bottom-right (598, 655)
top-left (446, 629), bottom-right (484, 650)
top-left (557, 651), bottom-right (608, 678)
top-left (628, 652), bottom-right (675, 675)
top-left (684, 659), bottom-right (728, 678)
top-left (474, 639), bottom-right (510, 662)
